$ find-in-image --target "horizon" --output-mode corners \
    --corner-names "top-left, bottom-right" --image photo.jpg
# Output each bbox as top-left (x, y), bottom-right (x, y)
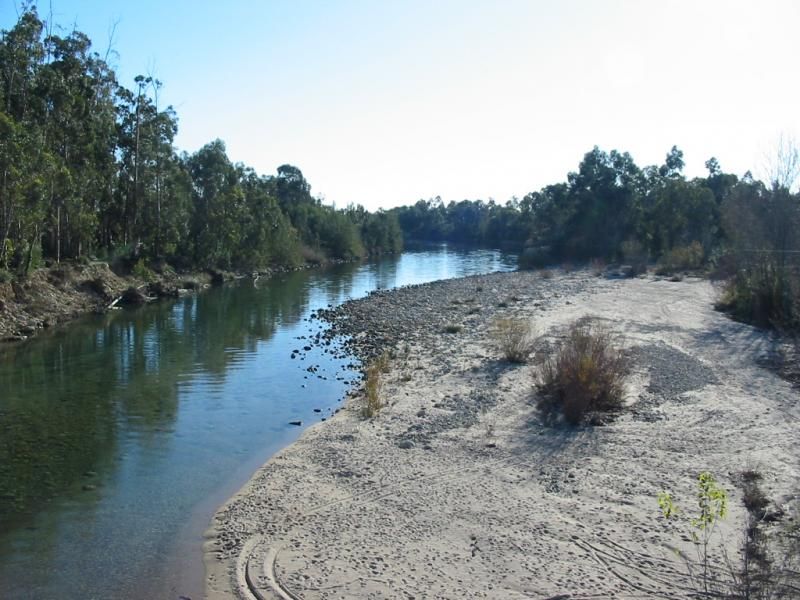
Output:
top-left (2, 0), bottom-right (798, 210)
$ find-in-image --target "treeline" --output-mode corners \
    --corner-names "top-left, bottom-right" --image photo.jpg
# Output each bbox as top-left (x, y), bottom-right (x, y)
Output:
top-left (394, 145), bottom-right (800, 328)
top-left (0, 8), bottom-right (402, 277)
top-left (394, 146), bottom-right (736, 263)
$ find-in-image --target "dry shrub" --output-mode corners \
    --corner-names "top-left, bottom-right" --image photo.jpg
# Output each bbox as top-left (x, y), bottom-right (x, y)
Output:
top-left (657, 241), bottom-right (704, 274)
top-left (363, 362), bottom-right (384, 418)
top-left (492, 318), bottom-right (535, 363)
top-left (442, 323), bottom-right (463, 334)
top-left (589, 258), bottom-right (606, 277)
top-left (539, 321), bottom-right (627, 425)
top-left (373, 350), bottom-right (391, 373)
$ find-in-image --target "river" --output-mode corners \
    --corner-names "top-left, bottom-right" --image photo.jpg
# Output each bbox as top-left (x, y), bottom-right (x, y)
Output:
top-left (0, 245), bottom-right (516, 600)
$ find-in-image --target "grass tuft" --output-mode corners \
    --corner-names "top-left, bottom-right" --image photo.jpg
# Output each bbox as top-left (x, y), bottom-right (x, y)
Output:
top-left (363, 362), bottom-right (384, 418)
top-left (492, 318), bottom-right (535, 363)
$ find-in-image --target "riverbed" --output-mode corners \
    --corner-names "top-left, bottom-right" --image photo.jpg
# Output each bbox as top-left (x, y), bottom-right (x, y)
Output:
top-left (0, 245), bottom-right (516, 600)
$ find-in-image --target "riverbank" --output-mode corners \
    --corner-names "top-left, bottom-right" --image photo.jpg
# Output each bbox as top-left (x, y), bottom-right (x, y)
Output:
top-left (205, 269), bottom-right (799, 599)
top-left (0, 259), bottom-right (355, 344)
top-left (0, 261), bottom-right (211, 343)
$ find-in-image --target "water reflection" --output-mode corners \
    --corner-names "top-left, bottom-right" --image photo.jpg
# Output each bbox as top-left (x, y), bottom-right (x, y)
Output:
top-left (0, 245), bottom-right (516, 599)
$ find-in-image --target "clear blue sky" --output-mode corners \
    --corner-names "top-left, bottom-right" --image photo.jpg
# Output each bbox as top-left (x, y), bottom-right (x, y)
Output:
top-left (2, 1), bottom-right (799, 210)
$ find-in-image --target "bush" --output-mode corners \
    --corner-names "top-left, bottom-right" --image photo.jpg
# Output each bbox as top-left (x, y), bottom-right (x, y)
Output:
top-left (492, 318), bottom-right (535, 363)
top-left (657, 241), bottom-right (704, 274)
top-left (132, 258), bottom-right (156, 283)
top-left (0, 268), bottom-right (12, 283)
top-left (442, 323), bottom-right (463, 334)
top-left (539, 321), bottom-right (627, 424)
top-left (717, 262), bottom-right (800, 329)
top-left (621, 239), bottom-right (648, 276)
top-left (518, 245), bottom-right (552, 270)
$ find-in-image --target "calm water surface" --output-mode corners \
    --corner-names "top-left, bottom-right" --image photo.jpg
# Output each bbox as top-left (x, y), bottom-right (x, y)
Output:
top-left (0, 245), bottom-right (515, 599)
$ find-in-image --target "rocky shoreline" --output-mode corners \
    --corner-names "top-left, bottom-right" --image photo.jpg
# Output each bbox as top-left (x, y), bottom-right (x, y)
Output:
top-left (205, 270), bottom-right (799, 599)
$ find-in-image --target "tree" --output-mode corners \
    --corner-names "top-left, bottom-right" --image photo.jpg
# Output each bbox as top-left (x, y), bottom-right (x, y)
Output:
top-left (659, 145), bottom-right (685, 178)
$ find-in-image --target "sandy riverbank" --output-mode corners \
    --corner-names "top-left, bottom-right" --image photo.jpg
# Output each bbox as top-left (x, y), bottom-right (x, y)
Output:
top-left (204, 270), bottom-right (799, 599)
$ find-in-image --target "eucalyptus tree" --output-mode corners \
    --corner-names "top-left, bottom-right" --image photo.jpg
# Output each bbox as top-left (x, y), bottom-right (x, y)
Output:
top-left (0, 7), bottom-right (46, 269)
top-left (37, 28), bottom-right (118, 261)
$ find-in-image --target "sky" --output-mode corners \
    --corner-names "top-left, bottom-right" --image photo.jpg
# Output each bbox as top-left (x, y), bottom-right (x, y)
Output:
top-left (2, 0), bottom-right (799, 210)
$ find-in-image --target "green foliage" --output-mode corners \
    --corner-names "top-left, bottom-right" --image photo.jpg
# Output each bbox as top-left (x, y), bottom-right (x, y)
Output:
top-left (393, 146), bottom-right (734, 273)
top-left (0, 10), bottom-right (397, 275)
top-left (539, 321), bottom-right (627, 425)
top-left (658, 472), bottom-right (729, 597)
top-left (132, 258), bottom-right (155, 283)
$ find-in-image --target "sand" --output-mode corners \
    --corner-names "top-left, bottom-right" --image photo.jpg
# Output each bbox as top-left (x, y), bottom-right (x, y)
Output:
top-left (204, 270), bottom-right (799, 599)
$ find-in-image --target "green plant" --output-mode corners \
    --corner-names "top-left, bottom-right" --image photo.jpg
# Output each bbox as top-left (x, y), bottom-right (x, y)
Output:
top-left (443, 323), bottom-right (463, 334)
top-left (1, 238), bottom-right (13, 270)
top-left (0, 268), bottom-right (12, 284)
top-left (658, 472), bottom-right (729, 597)
top-left (539, 320), bottom-right (627, 425)
top-left (132, 258), bottom-right (156, 283)
top-left (492, 318), bottom-right (535, 363)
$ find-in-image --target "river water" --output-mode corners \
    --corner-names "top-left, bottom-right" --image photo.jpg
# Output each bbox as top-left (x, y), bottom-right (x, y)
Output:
top-left (0, 245), bottom-right (516, 599)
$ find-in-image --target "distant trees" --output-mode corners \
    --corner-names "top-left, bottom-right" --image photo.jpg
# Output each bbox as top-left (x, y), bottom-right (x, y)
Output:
top-left (392, 145), bottom-right (747, 273)
top-left (0, 7), bottom-right (402, 277)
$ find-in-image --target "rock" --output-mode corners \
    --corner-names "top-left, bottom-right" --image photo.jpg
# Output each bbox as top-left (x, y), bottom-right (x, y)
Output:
top-left (288, 420), bottom-right (302, 426)
top-left (397, 439), bottom-right (415, 449)
top-left (313, 408), bottom-right (321, 413)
